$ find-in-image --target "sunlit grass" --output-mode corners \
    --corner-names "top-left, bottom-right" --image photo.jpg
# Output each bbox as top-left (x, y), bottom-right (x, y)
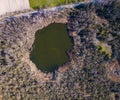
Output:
top-left (98, 43), bottom-right (111, 58)
top-left (29, 0), bottom-right (84, 9)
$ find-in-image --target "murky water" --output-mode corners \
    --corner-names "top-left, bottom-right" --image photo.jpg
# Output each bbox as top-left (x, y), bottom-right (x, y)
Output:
top-left (30, 23), bottom-right (73, 72)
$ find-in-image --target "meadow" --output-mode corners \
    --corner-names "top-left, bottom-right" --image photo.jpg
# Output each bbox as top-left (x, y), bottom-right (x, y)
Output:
top-left (29, 0), bottom-right (84, 9)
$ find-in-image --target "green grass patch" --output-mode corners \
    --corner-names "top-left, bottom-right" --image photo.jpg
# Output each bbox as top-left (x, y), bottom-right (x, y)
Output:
top-left (29, 0), bottom-right (84, 9)
top-left (98, 45), bottom-right (105, 54)
top-left (98, 43), bottom-right (111, 58)
top-left (99, 30), bottom-right (107, 35)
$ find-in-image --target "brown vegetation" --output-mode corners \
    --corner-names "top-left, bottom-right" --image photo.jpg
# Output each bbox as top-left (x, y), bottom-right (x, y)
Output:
top-left (106, 60), bottom-right (120, 82)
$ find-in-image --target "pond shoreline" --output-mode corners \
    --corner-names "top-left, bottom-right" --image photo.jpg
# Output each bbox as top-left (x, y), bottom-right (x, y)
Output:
top-left (30, 23), bottom-right (73, 73)
top-left (0, 2), bottom-right (85, 83)
top-left (1, 0), bottom-right (119, 99)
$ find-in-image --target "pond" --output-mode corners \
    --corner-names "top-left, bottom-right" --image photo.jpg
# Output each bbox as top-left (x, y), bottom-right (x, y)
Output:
top-left (30, 23), bottom-right (73, 73)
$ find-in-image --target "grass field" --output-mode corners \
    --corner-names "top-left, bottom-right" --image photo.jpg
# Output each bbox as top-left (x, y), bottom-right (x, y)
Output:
top-left (29, 0), bottom-right (84, 9)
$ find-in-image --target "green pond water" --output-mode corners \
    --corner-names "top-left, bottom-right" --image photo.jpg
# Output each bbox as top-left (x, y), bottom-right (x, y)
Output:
top-left (30, 23), bottom-right (73, 72)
